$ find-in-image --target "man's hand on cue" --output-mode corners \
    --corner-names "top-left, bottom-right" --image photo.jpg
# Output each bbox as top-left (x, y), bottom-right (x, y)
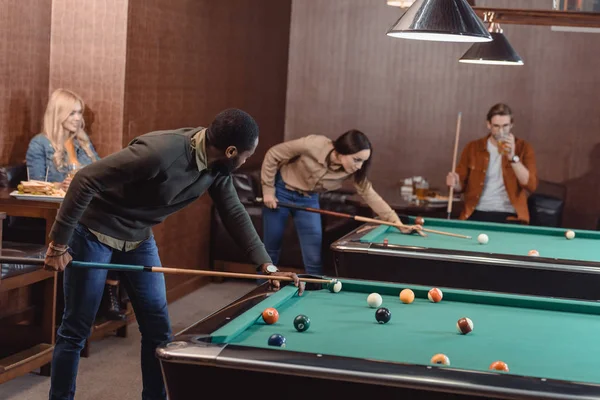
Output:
top-left (260, 263), bottom-right (305, 296)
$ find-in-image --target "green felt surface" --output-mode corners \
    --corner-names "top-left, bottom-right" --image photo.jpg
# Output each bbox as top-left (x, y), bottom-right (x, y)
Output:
top-left (360, 217), bottom-right (600, 262)
top-left (211, 280), bottom-right (600, 386)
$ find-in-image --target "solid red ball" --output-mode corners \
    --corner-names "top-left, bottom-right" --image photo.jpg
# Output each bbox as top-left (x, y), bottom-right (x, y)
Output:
top-left (415, 217), bottom-right (425, 226)
top-left (489, 361), bottom-right (509, 372)
top-left (262, 307), bottom-right (279, 324)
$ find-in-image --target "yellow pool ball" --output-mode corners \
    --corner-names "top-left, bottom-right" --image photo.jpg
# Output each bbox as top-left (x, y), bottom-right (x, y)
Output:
top-left (399, 289), bottom-right (415, 304)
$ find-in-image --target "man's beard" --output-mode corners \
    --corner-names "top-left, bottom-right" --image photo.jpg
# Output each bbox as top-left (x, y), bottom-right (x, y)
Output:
top-left (210, 157), bottom-right (240, 175)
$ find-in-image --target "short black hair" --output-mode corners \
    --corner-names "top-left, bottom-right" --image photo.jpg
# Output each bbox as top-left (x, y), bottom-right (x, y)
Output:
top-left (206, 108), bottom-right (259, 151)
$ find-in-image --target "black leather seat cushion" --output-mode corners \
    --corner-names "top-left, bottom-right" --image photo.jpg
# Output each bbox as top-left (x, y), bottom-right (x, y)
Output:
top-left (1, 242), bottom-right (47, 279)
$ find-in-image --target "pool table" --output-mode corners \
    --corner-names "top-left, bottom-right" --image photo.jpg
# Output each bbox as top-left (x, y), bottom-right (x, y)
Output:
top-left (331, 217), bottom-right (600, 300)
top-left (156, 279), bottom-right (600, 399)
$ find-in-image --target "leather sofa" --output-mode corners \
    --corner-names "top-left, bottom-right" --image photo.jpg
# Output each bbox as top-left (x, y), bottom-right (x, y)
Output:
top-left (209, 169), bottom-right (362, 276)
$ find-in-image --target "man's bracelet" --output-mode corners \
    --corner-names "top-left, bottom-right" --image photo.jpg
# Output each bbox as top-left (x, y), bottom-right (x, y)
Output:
top-left (48, 243), bottom-right (69, 255)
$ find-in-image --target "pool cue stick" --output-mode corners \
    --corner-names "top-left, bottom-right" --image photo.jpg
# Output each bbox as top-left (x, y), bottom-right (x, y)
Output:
top-left (259, 199), bottom-right (471, 239)
top-left (0, 257), bottom-right (332, 284)
top-left (448, 111), bottom-right (462, 220)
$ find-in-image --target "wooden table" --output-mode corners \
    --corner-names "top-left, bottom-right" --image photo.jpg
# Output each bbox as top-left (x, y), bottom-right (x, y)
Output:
top-left (0, 187), bottom-right (130, 374)
top-left (0, 188), bottom-right (61, 245)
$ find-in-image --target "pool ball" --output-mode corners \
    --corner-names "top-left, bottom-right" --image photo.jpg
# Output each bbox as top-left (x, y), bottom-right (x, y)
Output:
top-left (489, 361), bottom-right (509, 372)
top-left (399, 289), bottom-right (415, 304)
top-left (383, 238), bottom-right (389, 246)
top-left (293, 314), bottom-right (311, 332)
top-left (528, 250), bottom-right (540, 257)
top-left (375, 307), bottom-right (391, 324)
top-left (327, 279), bottom-right (342, 293)
top-left (367, 293), bottom-right (383, 308)
top-left (415, 217), bottom-right (425, 226)
top-left (456, 317), bottom-right (473, 334)
top-left (431, 353), bottom-right (450, 366)
top-left (428, 288), bottom-right (443, 303)
top-left (477, 233), bottom-right (489, 244)
top-left (262, 307), bottom-right (279, 324)
top-left (565, 230), bottom-right (575, 240)
top-left (268, 333), bottom-right (286, 347)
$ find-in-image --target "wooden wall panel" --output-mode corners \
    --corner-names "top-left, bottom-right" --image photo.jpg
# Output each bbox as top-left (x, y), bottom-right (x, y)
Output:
top-left (124, 0), bottom-right (292, 285)
top-left (0, 0), bottom-right (51, 165)
top-left (286, 0), bottom-right (600, 229)
top-left (49, 0), bottom-right (128, 157)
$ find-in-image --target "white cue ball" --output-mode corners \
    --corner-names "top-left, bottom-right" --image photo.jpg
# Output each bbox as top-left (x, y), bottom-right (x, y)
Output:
top-left (367, 293), bottom-right (383, 308)
top-left (477, 233), bottom-right (489, 245)
top-left (565, 230), bottom-right (575, 240)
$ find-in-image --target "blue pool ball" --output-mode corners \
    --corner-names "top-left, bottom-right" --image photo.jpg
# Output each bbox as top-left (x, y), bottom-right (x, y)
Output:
top-left (293, 315), bottom-right (311, 332)
top-left (375, 307), bottom-right (391, 324)
top-left (268, 334), bottom-right (286, 347)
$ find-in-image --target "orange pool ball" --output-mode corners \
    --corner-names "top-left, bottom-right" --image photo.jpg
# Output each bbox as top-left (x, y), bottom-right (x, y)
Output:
top-left (399, 289), bottom-right (415, 304)
top-left (431, 353), bottom-right (450, 366)
top-left (415, 216), bottom-right (425, 226)
top-left (262, 307), bottom-right (279, 324)
top-left (489, 361), bottom-right (509, 372)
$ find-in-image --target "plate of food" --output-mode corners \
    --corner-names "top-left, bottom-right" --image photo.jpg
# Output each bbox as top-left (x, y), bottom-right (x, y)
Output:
top-left (10, 180), bottom-right (66, 203)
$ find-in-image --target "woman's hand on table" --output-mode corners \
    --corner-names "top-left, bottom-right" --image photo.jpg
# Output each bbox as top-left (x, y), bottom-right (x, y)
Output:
top-left (398, 224), bottom-right (426, 237)
top-left (60, 176), bottom-right (73, 191)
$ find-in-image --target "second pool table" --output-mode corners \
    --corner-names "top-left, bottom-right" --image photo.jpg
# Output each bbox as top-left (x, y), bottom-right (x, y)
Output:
top-left (157, 278), bottom-right (600, 399)
top-left (331, 217), bottom-right (600, 300)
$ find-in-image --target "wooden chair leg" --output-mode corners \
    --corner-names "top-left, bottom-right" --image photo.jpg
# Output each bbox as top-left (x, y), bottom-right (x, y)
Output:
top-left (116, 324), bottom-right (128, 338)
top-left (40, 363), bottom-right (51, 376)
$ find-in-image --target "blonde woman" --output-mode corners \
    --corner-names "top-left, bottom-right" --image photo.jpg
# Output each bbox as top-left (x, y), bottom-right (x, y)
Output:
top-left (26, 88), bottom-right (126, 321)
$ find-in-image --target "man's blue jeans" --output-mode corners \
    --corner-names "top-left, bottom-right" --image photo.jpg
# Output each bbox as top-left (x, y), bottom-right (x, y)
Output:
top-left (49, 223), bottom-right (172, 400)
top-left (263, 173), bottom-right (322, 275)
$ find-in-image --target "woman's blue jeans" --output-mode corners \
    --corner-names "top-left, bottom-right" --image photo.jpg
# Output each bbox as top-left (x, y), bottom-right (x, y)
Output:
top-left (262, 173), bottom-right (322, 275)
top-left (49, 223), bottom-right (171, 400)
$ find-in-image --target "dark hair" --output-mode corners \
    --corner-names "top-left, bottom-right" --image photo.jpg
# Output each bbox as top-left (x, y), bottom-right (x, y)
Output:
top-left (332, 129), bottom-right (372, 184)
top-left (486, 103), bottom-right (513, 123)
top-left (206, 108), bottom-right (259, 151)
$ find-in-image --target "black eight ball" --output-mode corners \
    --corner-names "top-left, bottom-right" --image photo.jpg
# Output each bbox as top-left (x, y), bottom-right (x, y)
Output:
top-left (375, 307), bottom-right (391, 324)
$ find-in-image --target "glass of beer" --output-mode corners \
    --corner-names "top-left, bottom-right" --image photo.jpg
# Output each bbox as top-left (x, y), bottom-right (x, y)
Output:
top-left (67, 163), bottom-right (80, 178)
top-left (415, 181), bottom-right (430, 202)
top-left (497, 127), bottom-right (510, 156)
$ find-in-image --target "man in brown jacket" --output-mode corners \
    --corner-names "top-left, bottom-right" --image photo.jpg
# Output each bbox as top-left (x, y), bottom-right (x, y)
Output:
top-left (446, 104), bottom-right (538, 224)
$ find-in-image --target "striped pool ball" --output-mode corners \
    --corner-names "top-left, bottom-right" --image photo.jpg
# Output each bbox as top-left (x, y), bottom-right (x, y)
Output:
top-left (456, 317), bottom-right (473, 334)
top-left (327, 279), bottom-right (342, 293)
top-left (428, 288), bottom-right (443, 303)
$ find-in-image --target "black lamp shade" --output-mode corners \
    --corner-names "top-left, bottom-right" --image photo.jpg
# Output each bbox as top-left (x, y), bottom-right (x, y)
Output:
top-left (459, 32), bottom-right (524, 65)
top-left (386, 0), bottom-right (492, 42)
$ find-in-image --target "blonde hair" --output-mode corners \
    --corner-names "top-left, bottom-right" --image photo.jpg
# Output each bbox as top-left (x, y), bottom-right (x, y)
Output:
top-left (42, 88), bottom-right (98, 170)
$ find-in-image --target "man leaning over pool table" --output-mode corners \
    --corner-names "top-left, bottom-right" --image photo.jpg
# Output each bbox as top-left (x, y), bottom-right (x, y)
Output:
top-left (446, 103), bottom-right (538, 224)
top-left (42, 108), bottom-right (304, 400)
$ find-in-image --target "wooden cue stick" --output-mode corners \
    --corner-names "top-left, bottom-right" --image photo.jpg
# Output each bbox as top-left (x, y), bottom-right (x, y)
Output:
top-left (0, 256), bottom-right (331, 283)
top-left (448, 112), bottom-right (462, 220)
top-left (268, 200), bottom-right (471, 239)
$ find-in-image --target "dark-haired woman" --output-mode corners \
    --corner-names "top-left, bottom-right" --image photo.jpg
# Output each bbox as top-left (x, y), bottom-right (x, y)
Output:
top-left (261, 130), bottom-right (420, 276)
